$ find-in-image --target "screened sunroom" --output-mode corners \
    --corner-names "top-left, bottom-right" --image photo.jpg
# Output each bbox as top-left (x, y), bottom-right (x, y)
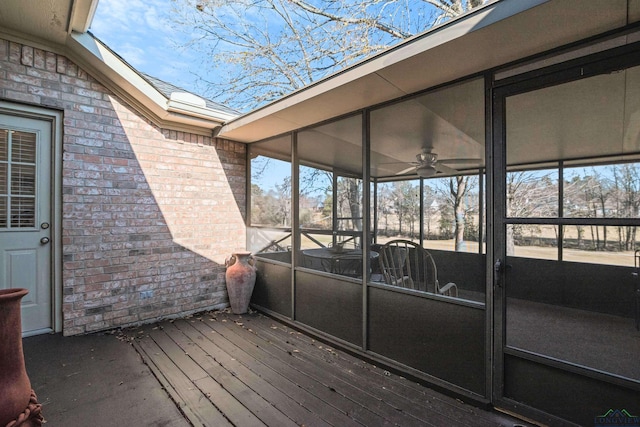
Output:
top-left (219, 1), bottom-right (640, 425)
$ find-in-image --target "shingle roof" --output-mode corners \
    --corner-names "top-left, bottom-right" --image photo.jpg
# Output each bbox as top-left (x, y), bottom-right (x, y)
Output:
top-left (88, 32), bottom-right (240, 120)
top-left (140, 72), bottom-right (240, 117)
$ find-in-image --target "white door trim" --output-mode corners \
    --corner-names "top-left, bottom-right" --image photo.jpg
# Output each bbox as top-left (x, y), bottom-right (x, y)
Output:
top-left (0, 101), bottom-right (62, 334)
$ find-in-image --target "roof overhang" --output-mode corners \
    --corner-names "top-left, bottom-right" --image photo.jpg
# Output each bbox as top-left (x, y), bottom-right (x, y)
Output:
top-left (67, 32), bottom-right (237, 134)
top-left (0, 0), bottom-right (237, 136)
top-left (218, 0), bottom-right (635, 143)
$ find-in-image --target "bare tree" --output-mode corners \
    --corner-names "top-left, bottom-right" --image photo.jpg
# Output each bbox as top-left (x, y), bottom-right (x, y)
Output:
top-left (573, 169), bottom-right (612, 250)
top-left (423, 184), bottom-right (437, 239)
top-left (377, 183), bottom-right (394, 236)
top-left (336, 176), bottom-right (363, 232)
top-left (450, 176), bottom-right (468, 251)
top-left (170, 0), bottom-right (487, 110)
top-left (611, 164), bottom-right (640, 250)
top-left (385, 180), bottom-right (420, 238)
top-left (429, 175), bottom-right (478, 250)
top-left (505, 170), bottom-right (557, 255)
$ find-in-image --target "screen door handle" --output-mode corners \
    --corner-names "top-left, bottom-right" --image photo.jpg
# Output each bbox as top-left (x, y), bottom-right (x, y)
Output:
top-left (494, 259), bottom-right (504, 288)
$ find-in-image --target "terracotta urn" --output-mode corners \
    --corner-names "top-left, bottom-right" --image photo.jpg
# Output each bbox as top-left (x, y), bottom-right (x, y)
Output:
top-left (0, 288), bottom-right (43, 427)
top-left (225, 252), bottom-right (257, 314)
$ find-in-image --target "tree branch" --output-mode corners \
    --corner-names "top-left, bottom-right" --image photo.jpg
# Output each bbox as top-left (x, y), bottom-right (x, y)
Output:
top-left (287, 0), bottom-right (412, 39)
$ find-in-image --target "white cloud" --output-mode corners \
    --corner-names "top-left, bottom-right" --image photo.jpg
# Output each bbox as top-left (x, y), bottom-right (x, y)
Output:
top-left (92, 0), bottom-right (141, 32)
top-left (91, 1), bottom-right (177, 71)
top-left (143, 2), bottom-right (170, 32)
top-left (91, 0), bottom-right (171, 39)
top-left (114, 43), bottom-right (148, 68)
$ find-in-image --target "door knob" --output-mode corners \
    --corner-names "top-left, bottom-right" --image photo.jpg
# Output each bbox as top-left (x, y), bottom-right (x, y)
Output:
top-left (40, 237), bottom-right (50, 244)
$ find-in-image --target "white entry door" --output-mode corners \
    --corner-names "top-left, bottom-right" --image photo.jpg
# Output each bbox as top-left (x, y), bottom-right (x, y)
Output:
top-left (0, 113), bottom-right (52, 335)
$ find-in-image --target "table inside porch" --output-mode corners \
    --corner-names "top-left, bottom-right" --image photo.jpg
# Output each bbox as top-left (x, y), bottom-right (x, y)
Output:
top-left (302, 248), bottom-right (379, 277)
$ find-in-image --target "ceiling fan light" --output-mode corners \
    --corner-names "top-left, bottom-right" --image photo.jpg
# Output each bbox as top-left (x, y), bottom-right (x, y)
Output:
top-left (418, 152), bottom-right (438, 163)
top-left (416, 164), bottom-right (437, 177)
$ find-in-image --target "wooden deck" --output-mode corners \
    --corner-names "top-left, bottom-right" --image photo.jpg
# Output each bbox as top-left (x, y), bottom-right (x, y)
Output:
top-left (126, 310), bottom-right (529, 427)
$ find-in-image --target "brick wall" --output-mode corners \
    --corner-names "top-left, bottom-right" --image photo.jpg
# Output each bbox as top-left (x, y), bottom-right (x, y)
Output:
top-left (0, 38), bottom-right (246, 335)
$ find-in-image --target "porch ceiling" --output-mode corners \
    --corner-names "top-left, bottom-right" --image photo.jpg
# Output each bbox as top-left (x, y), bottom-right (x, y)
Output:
top-left (218, 0), bottom-right (633, 143)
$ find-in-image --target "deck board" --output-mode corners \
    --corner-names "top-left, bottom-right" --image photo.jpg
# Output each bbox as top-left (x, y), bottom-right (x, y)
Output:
top-left (211, 313), bottom-right (430, 426)
top-left (135, 326), bottom-right (232, 427)
top-left (174, 319), bottom-right (331, 427)
top-left (233, 312), bottom-right (504, 427)
top-left (204, 316), bottom-right (394, 427)
top-left (170, 320), bottom-right (301, 427)
top-left (158, 322), bottom-right (270, 427)
top-left (226, 313), bottom-right (484, 427)
top-left (128, 310), bottom-right (531, 427)
top-left (186, 318), bottom-right (355, 427)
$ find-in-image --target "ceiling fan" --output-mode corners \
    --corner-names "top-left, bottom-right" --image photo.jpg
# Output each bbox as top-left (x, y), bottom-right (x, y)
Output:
top-left (394, 148), bottom-right (480, 178)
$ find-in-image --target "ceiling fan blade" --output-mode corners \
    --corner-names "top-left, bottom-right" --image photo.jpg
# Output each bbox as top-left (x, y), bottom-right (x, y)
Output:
top-left (395, 166), bottom-right (417, 175)
top-left (434, 163), bottom-right (458, 175)
top-left (378, 161), bottom-right (419, 166)
top-left (439, 158), bottom-right (482, 165)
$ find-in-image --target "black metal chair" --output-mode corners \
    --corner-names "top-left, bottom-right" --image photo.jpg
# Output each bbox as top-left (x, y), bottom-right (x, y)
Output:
top-left (379, 239), bottom-right (458, 297)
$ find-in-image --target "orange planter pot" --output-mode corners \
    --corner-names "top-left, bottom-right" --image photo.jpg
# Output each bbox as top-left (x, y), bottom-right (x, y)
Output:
top-left (0, 288), bottom-right (43, 427)
top-left (225, 252), bottom-right (257, 314)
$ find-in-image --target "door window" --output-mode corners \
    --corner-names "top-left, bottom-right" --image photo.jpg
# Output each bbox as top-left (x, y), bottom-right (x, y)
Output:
top-left (503, 64), bottom-right (640, 382)
top-left (0, 128), bottom-right (37, 229)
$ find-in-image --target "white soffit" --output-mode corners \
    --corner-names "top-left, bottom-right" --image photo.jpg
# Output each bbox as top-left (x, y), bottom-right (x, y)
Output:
top-left (0, 0), bottom-right (97, 45)
top-left (234, 72), bottom-right (406, 138)
top-left (219, 0), bottom-right (632, 143)
top-left (0, 1), bottom-right (67, 45)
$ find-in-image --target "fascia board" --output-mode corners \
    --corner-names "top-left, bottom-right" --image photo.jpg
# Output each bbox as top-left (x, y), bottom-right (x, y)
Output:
top-left (68, 0), bottom-right (100, 34)
top-left (69, 31), bottom-right (168, 106)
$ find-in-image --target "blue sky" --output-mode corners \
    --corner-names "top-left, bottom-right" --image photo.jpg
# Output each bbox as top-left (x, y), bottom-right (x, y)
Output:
top-left (90, 0), bottom-right (204, 96)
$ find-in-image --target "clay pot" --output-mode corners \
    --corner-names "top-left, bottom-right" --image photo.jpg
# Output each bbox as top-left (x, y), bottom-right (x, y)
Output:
top-left (0, 288), bottom-right (43, 427)
top-left (225, 252), bottom-right (257, 314)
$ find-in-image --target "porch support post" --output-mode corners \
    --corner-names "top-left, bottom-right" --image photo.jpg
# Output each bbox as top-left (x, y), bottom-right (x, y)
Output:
top-left (489, 73), bottom-right (507, 404)
top-left (362, 110), bottom-right (371, 351)
top-left (419, 178), bottom-right (424, 244)
top-left (291, 131), bottom-right (299, 320)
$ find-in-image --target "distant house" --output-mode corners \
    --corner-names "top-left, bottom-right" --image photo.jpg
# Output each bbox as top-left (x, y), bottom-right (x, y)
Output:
top-left (1, 1), bottom-right (639, 426)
